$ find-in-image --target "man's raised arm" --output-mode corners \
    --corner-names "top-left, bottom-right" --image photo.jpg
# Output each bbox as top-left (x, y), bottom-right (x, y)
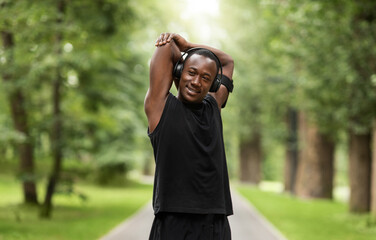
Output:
top-left (144, 34), bottom-right (181, 133)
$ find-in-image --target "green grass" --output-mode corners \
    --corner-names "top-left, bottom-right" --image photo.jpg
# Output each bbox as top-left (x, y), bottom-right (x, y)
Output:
top-left (237, 185), bottom-right (376, 240)
top-left (0, 175), bottom-right (153, 240)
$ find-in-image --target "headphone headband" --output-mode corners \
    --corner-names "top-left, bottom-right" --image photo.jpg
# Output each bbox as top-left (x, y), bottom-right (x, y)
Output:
top-left (173, 48), bottom-right (222, 92)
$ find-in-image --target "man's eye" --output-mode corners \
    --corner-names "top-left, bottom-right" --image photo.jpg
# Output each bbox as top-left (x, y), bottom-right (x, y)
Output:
top-left (188, 71), bottom-right (195, 76)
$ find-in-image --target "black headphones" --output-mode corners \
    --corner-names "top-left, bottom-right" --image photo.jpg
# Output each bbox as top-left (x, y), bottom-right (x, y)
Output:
top-left (173, 48), bottom-right (222, 92)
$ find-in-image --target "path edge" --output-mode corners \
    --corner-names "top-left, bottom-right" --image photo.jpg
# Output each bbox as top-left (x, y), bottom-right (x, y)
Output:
top-left (233, 189), bottom-right (289, 240)
top-left (99, 201), bottom-right (153, 240)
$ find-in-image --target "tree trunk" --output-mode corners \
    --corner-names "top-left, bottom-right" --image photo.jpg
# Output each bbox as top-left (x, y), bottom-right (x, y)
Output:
top-left (1, 31), bottom-right (38, 205)
top-left (295, 112), bottom-right (335, 199)
top-left (239, 132), bottom-right (262, 184)
top-left (40, 0), bottom-right (65, 218)
top-left (371, 119), bottom-right (376, 216)
top-left (349, 130), bottom-right (372, 213)
top-left (284, 108), bottom-right (298, 194)
top-left (347, 1), bottom-right (375, 214)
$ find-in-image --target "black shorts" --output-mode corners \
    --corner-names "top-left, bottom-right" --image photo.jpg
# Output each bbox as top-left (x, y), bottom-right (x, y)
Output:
top-left (149, 212), bottom-right (231, 240)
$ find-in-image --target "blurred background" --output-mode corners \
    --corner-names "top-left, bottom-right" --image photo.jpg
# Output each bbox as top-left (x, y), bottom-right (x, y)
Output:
top-left (0, 0), bottom-right (375, 239)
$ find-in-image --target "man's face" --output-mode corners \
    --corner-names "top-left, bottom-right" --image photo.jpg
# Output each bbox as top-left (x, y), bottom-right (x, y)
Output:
top-left (177, 54), bottom-right (217, 104)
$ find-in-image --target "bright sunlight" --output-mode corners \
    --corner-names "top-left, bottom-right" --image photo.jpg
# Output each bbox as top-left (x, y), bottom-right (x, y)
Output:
top-left (179, 0), bottom-right (220, 42)
top-left (180, 0), bottom-right (219, 19)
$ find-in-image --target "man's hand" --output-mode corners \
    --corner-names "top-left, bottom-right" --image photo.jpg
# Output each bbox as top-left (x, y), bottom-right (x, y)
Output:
top-left (155, 32), bottom-right (190, 52)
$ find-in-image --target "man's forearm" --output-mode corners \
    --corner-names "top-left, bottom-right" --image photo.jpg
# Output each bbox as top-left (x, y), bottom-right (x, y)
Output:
top-left (156, 33), bottom-right (232, 67)
top-left (155, 32), bottom-right (234, 79)
top-left (188, 43), bottom-right (234, 69)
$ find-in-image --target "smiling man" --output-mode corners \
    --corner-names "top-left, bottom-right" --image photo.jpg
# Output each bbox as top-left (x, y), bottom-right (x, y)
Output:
top-left (144, 33), bottom-right (234, 240)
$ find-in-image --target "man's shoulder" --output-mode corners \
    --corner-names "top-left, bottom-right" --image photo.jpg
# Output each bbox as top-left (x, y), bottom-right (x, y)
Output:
top-left (204, 94), bottom-right (220, 110)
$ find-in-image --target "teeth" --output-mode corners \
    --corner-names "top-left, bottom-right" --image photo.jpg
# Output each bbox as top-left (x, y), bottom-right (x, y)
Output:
top-left (187, 87), bottom-right (199, 93)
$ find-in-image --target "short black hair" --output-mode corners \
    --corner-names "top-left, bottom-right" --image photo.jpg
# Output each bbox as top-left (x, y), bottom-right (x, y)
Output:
top-left (185, 48), bottom-right (221, 76)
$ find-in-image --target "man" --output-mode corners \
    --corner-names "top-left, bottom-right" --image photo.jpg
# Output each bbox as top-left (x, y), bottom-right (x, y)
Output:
top-left (144, 32), bottom-right (234, 240)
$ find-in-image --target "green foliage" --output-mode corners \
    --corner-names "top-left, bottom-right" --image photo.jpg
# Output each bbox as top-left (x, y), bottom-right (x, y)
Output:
top-left (217, 0), bottom-right (298, 181)
top-left (276, 0), bottom-right (376, 136)
top-left (217, 0), bottom-right (376, 185)
top-left (238, 185), bottom-right (376, 240)
top-left (0, 0), bottom-right (151, 183)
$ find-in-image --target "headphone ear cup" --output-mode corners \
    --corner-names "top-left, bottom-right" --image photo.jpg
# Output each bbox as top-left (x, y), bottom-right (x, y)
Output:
top-left (209, 77), bottom-right (221, 92)
top-left (173, 62), bottom-right (184, 79)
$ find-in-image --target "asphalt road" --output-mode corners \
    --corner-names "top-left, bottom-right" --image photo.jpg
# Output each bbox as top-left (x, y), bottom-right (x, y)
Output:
top-left (100, 190), bottom-right (288, 240)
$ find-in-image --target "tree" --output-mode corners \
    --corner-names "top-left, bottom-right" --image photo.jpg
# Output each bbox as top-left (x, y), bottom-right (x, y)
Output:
top-left (239, 132), bottom-right (262, 184)
top-left (284, 108), bottom-right (298, 193)
top-left (1, 2), bottom-right (38, 205)
top-left (346, 1), bottom-right (376, 213)
top-left (40, 0), bottom-right (65, 218)
top-left (218, 0), bottom-right (290, 184)
top-left (0, 0), bottom-right (145, 216)
top-left (39, 0), bottom-right (144, 216)
top-left (276, 0), bottom-right (376, 206)
top-left (295, 112), bottom-right (334, 199)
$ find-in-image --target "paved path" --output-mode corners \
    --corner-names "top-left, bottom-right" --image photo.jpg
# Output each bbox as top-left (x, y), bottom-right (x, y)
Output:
top-left (100, 190), bottom-right (288, 240)
top-left (229, 190), bottom-right (287, 240)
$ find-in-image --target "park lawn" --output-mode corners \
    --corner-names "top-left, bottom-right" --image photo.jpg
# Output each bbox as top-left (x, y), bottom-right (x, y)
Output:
top-left (237, 185), bottom-right (376, 240)
top-left (0, 175), bottom-right (153, 240)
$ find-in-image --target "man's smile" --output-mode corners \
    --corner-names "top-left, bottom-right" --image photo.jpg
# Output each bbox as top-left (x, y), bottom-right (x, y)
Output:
top-left (186, 86), bottom-right (201, 94)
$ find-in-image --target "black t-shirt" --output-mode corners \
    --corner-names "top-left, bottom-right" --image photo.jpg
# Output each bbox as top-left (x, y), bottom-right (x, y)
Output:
top-left (148, 93), bottom-right (233, 216)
